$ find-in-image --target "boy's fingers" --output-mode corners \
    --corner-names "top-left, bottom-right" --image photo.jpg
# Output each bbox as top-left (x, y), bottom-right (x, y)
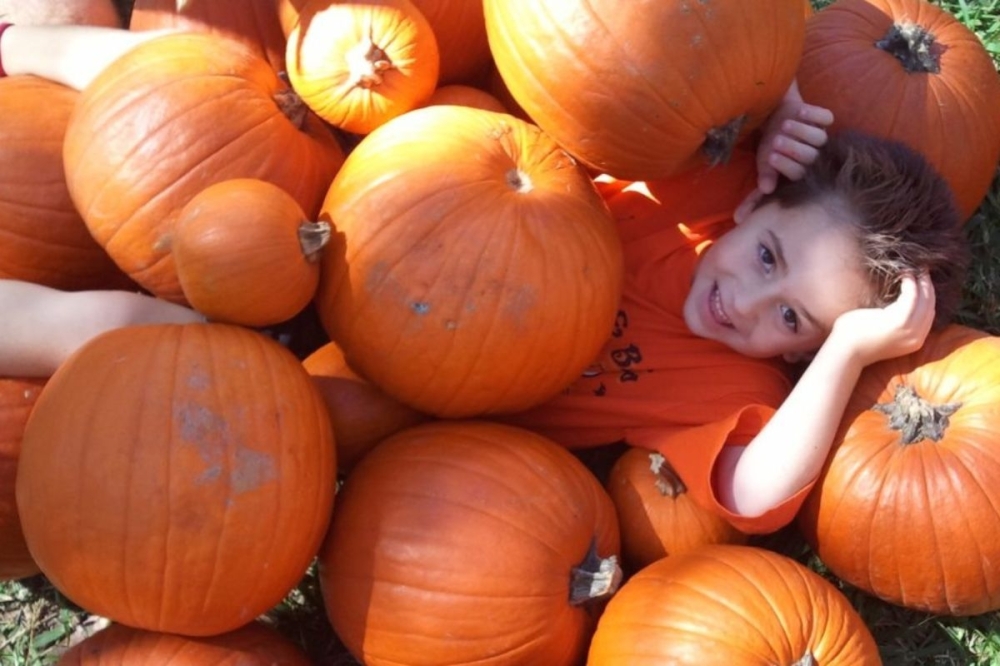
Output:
top-left (796, 104), bottom-right (835, 127)
top-left (767, 152), bottom-right (807, 182)
top-left (780, 120), bottom-right (829, 148)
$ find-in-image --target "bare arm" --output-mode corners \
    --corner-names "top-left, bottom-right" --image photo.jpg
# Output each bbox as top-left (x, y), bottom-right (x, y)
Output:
top-left (715, 273), bottom-right (936, 517)
top-left (0, 280), bottom-right (205, 377)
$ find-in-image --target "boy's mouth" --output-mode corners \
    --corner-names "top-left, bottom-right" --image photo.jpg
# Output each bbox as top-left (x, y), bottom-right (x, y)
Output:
top-left (710, 283), bottom-right (734, 328)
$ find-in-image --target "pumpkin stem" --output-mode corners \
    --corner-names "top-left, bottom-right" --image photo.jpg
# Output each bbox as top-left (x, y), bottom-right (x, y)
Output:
top-left (790, 653), bottom-right (817, 666)
top-left (505, 168), bottom-right (533, 193)
top-left (299, 221), bottom-right (331, 262)
top-left (875, 22), bottom-right (943, 74)
top-left (345, 36), bottom-right (394, 89)
top-left (872, 384), bottom-right (962, 445)
top-left (274, 86), bottom-right (308, 129)
top-left (569, 538), bottom-right (622, 606)
top-left (701, 114), bottom-right (747, 167)
top-left (649, 452), bottom-right (686, 498)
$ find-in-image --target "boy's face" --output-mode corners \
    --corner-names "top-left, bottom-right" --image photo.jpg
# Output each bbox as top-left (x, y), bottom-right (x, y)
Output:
top-left (683, 199), bottom-right (871, 362)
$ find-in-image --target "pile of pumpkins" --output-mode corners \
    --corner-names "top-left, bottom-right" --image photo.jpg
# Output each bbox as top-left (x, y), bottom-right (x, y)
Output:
top-left (2, 0), bottom-right (1000, 663)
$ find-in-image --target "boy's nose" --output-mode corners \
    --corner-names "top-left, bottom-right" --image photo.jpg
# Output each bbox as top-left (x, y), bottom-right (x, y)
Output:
top-left (731, 282), bottom-right (770, 323)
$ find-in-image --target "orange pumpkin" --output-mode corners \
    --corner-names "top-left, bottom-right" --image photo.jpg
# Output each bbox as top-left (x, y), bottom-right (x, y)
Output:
top-left (0, 76), bottom-right (132, 291)
top-left (0, 0), bottom-right (121, 26)
top-left (410, 0), bottom-right (491, 85)
top-left (0, 377), bottom-right (45, 581)
top-left (58, 621), bottom-right (312, 665)
top-left (796, 0), bottom-right (1000, 222)
top-left (483, 0), bottom-right (805, 180)
top-left (799, 324), bottom-right (1000, 615)
top-left (423, 83), bottom-right (506, 113)
top-left (63, 32), bottom-right (345, 304)
top-left (285, 0), bottom-right (440, 134)
top-left (606, 447), bottom-right (747, 572)
top-left (174, 179), bottom-right (330, 327)
top-left (315, 105), bottom-right (624, 418)
top-left (302, 341), bottom-right (428, 473)
top-left (319, 420), bottom-right (621, 666)
top-left (129, 0), bottom-right (288, 73)
top-left (588, 544), bottom-right (881, 665)
top-left (16, 323), bottom-right (336, 636)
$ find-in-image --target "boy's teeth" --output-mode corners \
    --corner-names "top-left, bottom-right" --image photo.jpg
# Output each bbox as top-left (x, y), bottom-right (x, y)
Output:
top-left (712, 287), bottom-right (731, 325)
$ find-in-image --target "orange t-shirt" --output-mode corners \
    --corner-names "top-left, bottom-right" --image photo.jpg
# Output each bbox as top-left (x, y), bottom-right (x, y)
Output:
top-left (501, 151), bottom-right (812, 534)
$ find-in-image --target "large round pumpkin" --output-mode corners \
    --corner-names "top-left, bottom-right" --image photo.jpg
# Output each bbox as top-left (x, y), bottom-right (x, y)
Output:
top-left (315, 104), bottom-right (624, 418)
top-left (588, 544), bottom-right (881, 665)
top-left (799, 324), bottom-right (1000, 616)
top-left (63, 32), bottom-right (345, 304)
top-left (796, 0), bottom-right (1000, 222)
top-left (319, 420), bottom-right (621, 666)
top-left (16, 323), bottom-right (336, 636)
top-left (129, 0), bottom-right (288, 74)
top-left (483, 0), bottom-right (805, 180)
top-left (0, 377), bottom-right (45, 581)
top-left (57, 621), bottom-right (312, 665)
top-left (0, 76), bottom-right (132, 291)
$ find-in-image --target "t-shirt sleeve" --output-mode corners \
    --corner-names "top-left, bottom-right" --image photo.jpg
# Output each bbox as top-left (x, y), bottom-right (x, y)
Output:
top-left (630, 405), bottom-right (817, 534)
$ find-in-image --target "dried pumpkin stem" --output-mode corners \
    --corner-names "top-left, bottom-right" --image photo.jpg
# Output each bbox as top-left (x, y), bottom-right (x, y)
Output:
top-left (875, 22), bottom-right (941, 74)
top-left (299, 221), bottom-right (331, 262)
top-left (872, 384), bottom-right (962, 445)
top-left (790, 653), bottom-right (817, 666)
top-left (274, 87), bottom-right (308, 129)
top-left (701, 114), bottom-right (747, 167)
top-left (345, 37), bottom-right (393, 89)
top-left (569, 538), bottom-right (622, 606)
top-left (649, 452), bottom-right (686, 498)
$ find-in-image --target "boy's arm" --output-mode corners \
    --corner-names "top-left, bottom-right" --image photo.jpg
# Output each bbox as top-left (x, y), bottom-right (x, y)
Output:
top-left (0, 280), bottom-right (205, 378)
top-left (714, 273), bottom-right (936, 518)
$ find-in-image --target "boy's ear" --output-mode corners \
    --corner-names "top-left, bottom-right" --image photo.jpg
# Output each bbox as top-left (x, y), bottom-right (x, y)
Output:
top-left (734, 188), bottom-right (764, 224)
top-left (782, 350), bottom-right (815, 364)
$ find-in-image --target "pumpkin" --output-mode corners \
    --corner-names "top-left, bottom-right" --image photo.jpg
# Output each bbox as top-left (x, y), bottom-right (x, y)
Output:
top-left (57, 621), bottom-right (312, 665)
top-left (302, 341), bottom-right (428, 473)
top-left (63, 32), bottom-right (345, 304)
top-left (285, 0), bottom-right (440, 135)
top-left (799, 324), bottom-right (1000, 616)
top-left (795, 0), bottom-right (1000, 222)
top-left (409, 0), bottom-right (492, 85)
top-left (0, 377), bottom-right (45, 581)
top-left (483, 0), bottom-right (806, 180)
top-left (129, 0), bottom-right (288, 73)
top-left (606, 447), bottom-right (747, 573)
top-left (16, 323), bottom-right (336, 636)
top-left (276, 0), bottom-right (308, 36)
top-left (588, 544), bottom-right (881, 665)
top-left (173, 178), bottom-right (331, 327)
top-left (0, 0), bottom-right (121, 26)
top-left (423, 83), bottom-right (506, 113)
top-left (315, 104), bottom-right (624, 418)
top-left (0, 76), bottom-right (133, 291)
top-left (319, 420), bottom-right (622, 666)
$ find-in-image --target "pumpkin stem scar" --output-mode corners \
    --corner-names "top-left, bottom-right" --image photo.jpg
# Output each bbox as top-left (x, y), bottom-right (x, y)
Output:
top-left (872, 384), bottom-right (962, 445)
top-left (569, 538), bottom-right (623, 605)
top-left (299, 221), bottom-right (331, 262)
top-left (345, 36), bottom-right (394, 89)
top-left (273, 87), bottom-right (308, 129)
top-left (876, 22), bottom-right (943, 74)
top-left (701, 114), bottom-right (747, 167)
top-left (505, 168), bottom-right (533, 193)
top-left (649, 452), bottom-right (687, 497)
top-left (790, 653), bottom-right (818, 666)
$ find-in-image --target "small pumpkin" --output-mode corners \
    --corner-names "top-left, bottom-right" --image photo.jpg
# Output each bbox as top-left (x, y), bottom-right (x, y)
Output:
top-left (57, 621), bottom-right (312, 665)
top-left (484, 0), bottom-right (805, 180)
top-left (795, 0), bottom-right (1000, 221)
top-left (319, 420), bottom-right (621, 666)
top-left (63, 32), bottom-right (345, 304)
top-left (16, 323), bottom-right (336, 636)
top-left (799, 324), bottom-right (1000, 615)
top-left (174, 178), bottom-right (331, 327)
top-left (0, 377), bottom-right (45, 581)
top-left (315, 104), bottom-right (624, 418)
top-left (285, 0), bottom-right (440, 135)
top-left (606, 447), bottom-right (747, 573)
top-left (588, 544), bottom-right (881, 665)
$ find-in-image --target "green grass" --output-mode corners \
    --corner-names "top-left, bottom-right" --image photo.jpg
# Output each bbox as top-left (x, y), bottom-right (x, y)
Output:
top-left (4, 0), bottom-right (1000, 664)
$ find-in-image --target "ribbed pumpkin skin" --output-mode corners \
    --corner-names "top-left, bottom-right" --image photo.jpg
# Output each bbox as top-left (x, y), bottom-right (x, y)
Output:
top-left (16, 323), bottom-right (337, 636)
top-left (0, 76), bottom-right (132, 291)
top-left (796, 0), bottom-right (1000, 222)
top-left (410, 0), bottom-right (491, 85)
top-left (319, 420), bottom-right (621, 666)
top-left (57, 621), bottom-right (313, 665)
top-left (63, 33), bottom-right (345, 304)
top-left (483, 0), bottom-right (805, 180)
top-left (315, 105), bottom-right (624, 418)
top-left (0, 378), bottom-right (45, 581)
top-left (799, 324), bottom-right (1000, 616)
top-left (588, 545), bottom-right (881, 665)
top-left (286, 0), bottom-right (440, 135)
top-left (129, 0), bottom-right (288, 73)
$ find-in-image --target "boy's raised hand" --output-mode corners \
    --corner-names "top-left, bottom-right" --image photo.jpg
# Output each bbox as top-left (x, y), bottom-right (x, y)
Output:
top-left (755, 79), bottom-right (835, 194)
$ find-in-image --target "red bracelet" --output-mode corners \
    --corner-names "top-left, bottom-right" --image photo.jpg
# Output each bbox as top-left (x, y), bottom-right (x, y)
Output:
top-left (0, 23), bottom-right (12, 78)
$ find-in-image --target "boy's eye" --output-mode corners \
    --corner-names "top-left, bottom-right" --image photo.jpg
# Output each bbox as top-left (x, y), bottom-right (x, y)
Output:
top-left (758, 244), bottom-right (776, 269)
top-left (780, 305), bottom-right (799, 332)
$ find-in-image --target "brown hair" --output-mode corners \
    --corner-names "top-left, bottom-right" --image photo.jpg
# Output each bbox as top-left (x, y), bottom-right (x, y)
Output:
top-left (759, 130), bottom-right (969, 328)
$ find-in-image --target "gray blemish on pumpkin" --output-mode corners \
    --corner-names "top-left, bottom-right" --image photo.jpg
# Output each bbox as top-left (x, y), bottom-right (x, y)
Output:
top-left (231, 447), bottom-right (278, 494)
top-left (411, 301), bottom-right (431, 315)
